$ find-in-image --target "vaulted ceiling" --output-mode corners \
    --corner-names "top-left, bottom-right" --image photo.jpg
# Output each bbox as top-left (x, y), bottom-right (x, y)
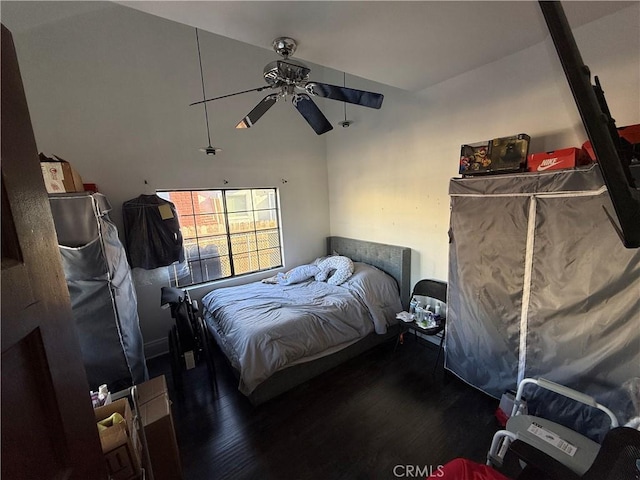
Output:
top-left (2, 1), bottom-right (633, 91)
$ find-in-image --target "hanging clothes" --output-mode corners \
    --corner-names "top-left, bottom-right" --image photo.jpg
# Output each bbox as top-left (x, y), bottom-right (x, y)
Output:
top-left (122, 194), bottom-right (184, 269)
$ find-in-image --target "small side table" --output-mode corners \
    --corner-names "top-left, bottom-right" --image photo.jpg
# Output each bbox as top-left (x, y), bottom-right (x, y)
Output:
top-left (396, 316), bottom-right (446, 375)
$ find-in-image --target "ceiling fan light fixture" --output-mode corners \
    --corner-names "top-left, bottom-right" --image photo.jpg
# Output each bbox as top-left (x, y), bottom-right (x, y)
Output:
top-left (200, 145), bottom-right (222, 155)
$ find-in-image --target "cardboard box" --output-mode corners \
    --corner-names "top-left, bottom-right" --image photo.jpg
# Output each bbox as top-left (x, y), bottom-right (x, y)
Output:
top-left (527, 147), bottom-right (590, 172)
top-left (460, 133), bottom-right (530, 175)
top-left (39, 153), bottom-right (84, 194)
top-left (136, 375), bottom-right (167, 405)
top-left (94, 398), bottom-right (142, 480)
top-left (139, 392), bottom-right (183, 480)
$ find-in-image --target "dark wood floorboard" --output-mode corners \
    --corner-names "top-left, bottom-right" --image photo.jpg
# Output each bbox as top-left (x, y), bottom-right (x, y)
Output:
top-left (147, 335), bottom-right (503, 480)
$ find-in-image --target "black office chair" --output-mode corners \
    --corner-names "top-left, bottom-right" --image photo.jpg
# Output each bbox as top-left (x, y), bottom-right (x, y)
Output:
top-left (398, 279), bottom-right (448, 374)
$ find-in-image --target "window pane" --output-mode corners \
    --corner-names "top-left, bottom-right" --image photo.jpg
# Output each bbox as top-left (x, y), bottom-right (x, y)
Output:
top-left (228, 212), bottom-right (255, 233)
top-left (226, 190), bottom-right (252, 213)
top-left (233, 251), bottom-right (260, 275)
top-left (170, 257), bottom-right (230, 287)
top-left (180, 217), bottom-right (198, 240)
top-left (183, 238), bottom-right (200, 260)
top-left (199, 235), bottom-right (229, 256)
top-left (167, 261), bottom-right (190, 287)
top-left (259, 247), bottom-right (282, 270)
top-left (256, 229), bottom-right (280, 250)
top-left (167, 191), bottom-right (194, 215)
top-left (193, 213), bottom-right (227, 236)
top-left (252, 189), bottom-right (277, 210)
top-left (186, 259), bottom-right (215, 285)
top-left (175, 274), bottom-right (191, 288)
top-left (218, 255), bottom-right (232, 277)
top-left (156, 191), bottom-right (170, 202)
top-left (254, 209), bottom-right (279, 230)
top-left (230, 233), bottom-right (257, 255)
top-left (194, 191), bottom-right (223, 215)
top-left (169, 259), bottom-right (201, 287)
top-left (200, 257), bottom-right (224, 282)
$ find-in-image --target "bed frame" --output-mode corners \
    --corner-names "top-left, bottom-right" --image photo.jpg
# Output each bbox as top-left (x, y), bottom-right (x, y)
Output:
top-left (206, 236), bottom-right (411, 406)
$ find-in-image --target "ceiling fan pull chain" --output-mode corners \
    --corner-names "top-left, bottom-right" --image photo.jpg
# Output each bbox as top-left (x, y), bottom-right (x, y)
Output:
top-left (194, 28), bottom-right (221, 155)
top-left (195, 29), bottom-right (211, 147)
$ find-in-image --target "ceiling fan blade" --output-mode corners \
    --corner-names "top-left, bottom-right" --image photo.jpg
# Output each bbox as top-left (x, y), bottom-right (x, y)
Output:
top-left (294, 94), bottom-right (333, 135)
top-left (236, 94), bottom-right (278, 129)
top-left (305, 82), bottom-right (384, 109)
top-left (190, 85), bottom-right (272, 106)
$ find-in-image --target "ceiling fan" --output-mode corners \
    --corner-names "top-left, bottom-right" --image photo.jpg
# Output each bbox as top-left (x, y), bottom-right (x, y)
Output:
top-left (190, 37), bottom-right (384, 135)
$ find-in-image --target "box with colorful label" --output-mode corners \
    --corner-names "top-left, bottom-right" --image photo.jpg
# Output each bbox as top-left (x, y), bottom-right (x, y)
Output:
top-left (527, 147), bottom-right (590, 173)
top-left (39, 153), bottom-right (84, 194)
top-left (460, 133), bottom-right (530, 176)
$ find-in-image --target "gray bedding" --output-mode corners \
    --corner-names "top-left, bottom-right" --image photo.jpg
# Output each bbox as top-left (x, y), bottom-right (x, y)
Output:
top-left (202, 262), bottom-right (402, 395)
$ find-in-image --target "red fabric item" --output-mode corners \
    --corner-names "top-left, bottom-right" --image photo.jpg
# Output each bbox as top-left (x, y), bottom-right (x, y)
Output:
top-left (495, 407), bottom-right (509, 427)
top-left (428, 458), bottom-right (512, 480)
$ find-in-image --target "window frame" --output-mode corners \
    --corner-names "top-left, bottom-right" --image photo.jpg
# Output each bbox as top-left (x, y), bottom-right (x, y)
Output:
top-left (157, 187), bottom-right (283, 287)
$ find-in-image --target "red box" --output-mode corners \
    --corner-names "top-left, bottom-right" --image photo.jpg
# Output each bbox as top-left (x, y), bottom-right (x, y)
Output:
top-left (582, 141), bottom-right (596, 162)
top-left (527, 147), bottom-right (589, 173)
top-left (618, 124), bottom-right (640, 145)
top-left (582, 123), bottom-right (640, 162)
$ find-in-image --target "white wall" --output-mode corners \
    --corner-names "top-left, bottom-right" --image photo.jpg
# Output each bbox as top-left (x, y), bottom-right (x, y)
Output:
top-left (10, 3), bottom-right (331, 357)
top-left (8, 2), bottom-right (639, 358)
top-left (326, 4), bottom-right (640, 288)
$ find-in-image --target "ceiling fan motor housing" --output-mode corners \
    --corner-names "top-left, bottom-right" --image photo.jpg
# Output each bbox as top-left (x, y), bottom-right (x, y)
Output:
top-left (263, 59), bottom-right (310, 86)
top-left (272, 37), bottom-right (297, 58)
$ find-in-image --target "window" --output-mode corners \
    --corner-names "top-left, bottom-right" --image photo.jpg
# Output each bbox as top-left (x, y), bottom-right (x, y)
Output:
top-left (157, 188), bottom-right (282, 287)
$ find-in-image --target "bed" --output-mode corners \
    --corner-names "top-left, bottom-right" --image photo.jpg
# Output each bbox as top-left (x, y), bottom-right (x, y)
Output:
top-left (201, 236), bottom-right (411, 405)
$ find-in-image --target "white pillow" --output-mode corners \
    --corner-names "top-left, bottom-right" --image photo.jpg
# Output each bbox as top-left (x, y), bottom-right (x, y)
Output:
top-left (315, 255), bottom-right (354, 286)
top-left (278, 264), bottom-right (320, 285)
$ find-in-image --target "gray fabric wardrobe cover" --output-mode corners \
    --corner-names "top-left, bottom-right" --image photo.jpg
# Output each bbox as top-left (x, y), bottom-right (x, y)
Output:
top-left (49, 192), bottom-right (147, 391)
top-left (446, 165), bottom-right (640, 425)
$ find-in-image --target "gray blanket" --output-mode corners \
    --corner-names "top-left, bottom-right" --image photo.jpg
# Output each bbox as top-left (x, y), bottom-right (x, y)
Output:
top-left (202, 262), bottom-right (402, 395)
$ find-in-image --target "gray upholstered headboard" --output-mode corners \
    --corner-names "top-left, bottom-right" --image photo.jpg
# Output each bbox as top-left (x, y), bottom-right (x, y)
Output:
top-left (327, 236), bottom-right (411, 309)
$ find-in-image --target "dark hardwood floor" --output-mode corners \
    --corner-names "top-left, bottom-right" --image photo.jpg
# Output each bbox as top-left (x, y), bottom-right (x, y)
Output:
top-left (147, 335), bottom-right (502, 480)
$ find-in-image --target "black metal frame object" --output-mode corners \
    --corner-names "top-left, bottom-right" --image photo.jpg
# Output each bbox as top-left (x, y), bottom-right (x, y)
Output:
top-left (539, 1), bottom-right (640, 248)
